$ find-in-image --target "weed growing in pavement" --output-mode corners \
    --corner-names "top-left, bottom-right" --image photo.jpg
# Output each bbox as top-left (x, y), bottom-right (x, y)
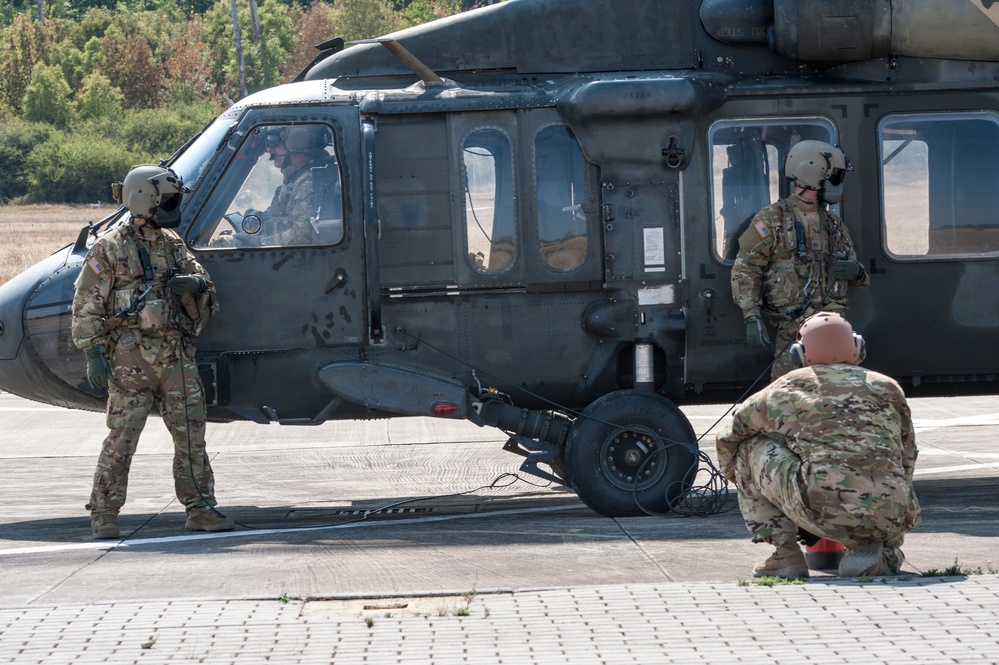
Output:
top-left (364, 616), bottom-right (375, 628)
top-left (920, 558), bottom-right (995, 577)
top-left (737, 576), bottom-right (806, 587)
top-left (141, 636), bottom-right (157, 649)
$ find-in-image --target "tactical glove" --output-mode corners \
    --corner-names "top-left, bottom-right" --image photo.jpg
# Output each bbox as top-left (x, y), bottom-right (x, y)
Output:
top-left (832, 259), bottom-right (865, 281)
top-left (85, 345), bottom-right (110, 389)
top-left (169, 274), bottom-right (206, 295)
top-left (745, 316), bottom-right (771, 349)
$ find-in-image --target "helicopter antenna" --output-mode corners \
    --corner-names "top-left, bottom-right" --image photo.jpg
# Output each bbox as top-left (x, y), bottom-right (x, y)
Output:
top-left (350, 38), bottom-right (445, 86)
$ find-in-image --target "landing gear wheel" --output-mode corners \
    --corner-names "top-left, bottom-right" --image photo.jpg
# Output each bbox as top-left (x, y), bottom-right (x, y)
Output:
top-left (546, 454), bottom-right (569, 483)
top-left (565, 390), bottom-right (697, 517)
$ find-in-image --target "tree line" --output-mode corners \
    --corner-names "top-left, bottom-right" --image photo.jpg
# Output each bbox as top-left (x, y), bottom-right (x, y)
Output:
top-left (0, 0), bottom-right (494, 203)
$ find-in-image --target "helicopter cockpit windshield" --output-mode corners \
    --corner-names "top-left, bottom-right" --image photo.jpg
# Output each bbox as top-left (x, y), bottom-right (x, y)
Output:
top-left (167, 116), bottom-right (240, 194)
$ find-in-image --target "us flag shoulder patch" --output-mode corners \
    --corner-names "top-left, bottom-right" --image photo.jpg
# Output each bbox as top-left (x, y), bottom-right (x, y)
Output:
top-left (87, 257), bottom-right (105, 275)
top-left (753, 220), bottom-right (771, 239)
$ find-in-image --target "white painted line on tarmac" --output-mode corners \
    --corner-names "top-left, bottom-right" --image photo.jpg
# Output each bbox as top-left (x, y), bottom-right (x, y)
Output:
top-left (914, 462), bottom-right (999, 476)
top-left (919, 449), bottom-right (999, 459)
top-left (0, 503), bottom-right (584, 558)
top-left (914, 414), bottom-right (999, 432)
top-left (0, 407), bottom-right (74, 412)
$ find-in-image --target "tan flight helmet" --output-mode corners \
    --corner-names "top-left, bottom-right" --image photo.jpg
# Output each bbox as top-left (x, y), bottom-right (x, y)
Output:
top-left (789, 312), bottom-right (866, 368)
top-left (112, 165), bottom-right (184, 228)
top-left (785, 140), bottom-right (851, 203)
top-left (284, 126), bottom-right (329, 157)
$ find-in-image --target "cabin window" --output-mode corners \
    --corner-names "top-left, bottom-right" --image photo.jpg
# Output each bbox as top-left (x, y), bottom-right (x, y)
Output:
top-left (879, 112), bottom-right (999, 259)
top-left (534, 124), bottom-right (588, 271)
top-left (708, 118), bottom-right (836, 263)
top-left (462, 127), bottom-right (516, 274)
top-left (189, 123), bottom-right (343, 250)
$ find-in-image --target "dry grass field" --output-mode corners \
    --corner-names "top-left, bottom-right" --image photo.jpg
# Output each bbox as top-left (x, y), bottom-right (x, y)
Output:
top-left (0, 204), bottom-right (112, 286)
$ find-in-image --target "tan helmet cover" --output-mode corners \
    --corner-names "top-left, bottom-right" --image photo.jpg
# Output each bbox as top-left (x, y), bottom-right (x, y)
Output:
top-left (793, 312), bottom-right (864, 366)
top-left (114, 165), bottom-right (183, 218)
top-left (284, 126), bottom-right (327, 155)
top-left (785, 140), bottom-right (849, 191)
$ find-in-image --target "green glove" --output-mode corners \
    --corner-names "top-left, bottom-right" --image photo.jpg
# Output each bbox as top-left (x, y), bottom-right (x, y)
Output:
top-left (832, 259), bottom-right (865, 281)
top-left (169, 274), bottom-right (205, 295)
top-left (85, 345), bottom-right (110, 389)
top-left (745, 316), bottom-right (771, 349)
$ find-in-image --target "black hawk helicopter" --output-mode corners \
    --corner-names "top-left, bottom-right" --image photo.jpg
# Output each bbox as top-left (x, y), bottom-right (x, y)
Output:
top-left (2, 0), bottom-right (998, 516)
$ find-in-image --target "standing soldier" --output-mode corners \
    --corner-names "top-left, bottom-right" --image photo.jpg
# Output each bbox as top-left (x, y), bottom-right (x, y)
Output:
top-left (716, 313), bottom-right (921, 578)
top-left (72, 165), bottom-right (235, 539)
top-left (731, 140), bottom-right (869, 379)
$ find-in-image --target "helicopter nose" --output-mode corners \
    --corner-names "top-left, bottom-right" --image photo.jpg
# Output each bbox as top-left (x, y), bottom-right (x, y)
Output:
top-left (0, 259), bottom-right (38, 374)
top-left (0, 248), bottom-right (102, 410)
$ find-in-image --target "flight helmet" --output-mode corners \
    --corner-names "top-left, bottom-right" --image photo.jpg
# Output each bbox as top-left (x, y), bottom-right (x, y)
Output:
top-left (112, 165), bottom-right (183, 228)
top-left (789, 312), bottom-right (866, 367)
top-left (785, 140), bottom-right (851, 200)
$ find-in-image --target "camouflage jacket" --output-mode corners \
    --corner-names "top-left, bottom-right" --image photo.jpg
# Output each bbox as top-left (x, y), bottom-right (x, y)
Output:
top-left (715, 363), bottom-right (919, 515)
top-left (730, 193), bottom-right (869, 322)
top-left (262, 158), bottom-right (324, 246)
top-left (72, 218), bottom-right (218, 359)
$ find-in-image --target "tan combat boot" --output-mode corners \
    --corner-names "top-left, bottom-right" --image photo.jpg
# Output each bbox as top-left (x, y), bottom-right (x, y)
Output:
top-left (185, 508), bottom-right (236, 533)
top-left (839, 543), bottom-right (905, 577)
top-left (752, 543), bottom-right (809, 578)
top-left (90, 513), bottom-right (120, 540)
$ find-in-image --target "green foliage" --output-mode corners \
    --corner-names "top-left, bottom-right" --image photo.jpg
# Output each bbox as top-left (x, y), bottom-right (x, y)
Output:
top-left (24, 128), bottom-right (151, 203)
top-left (22, 63), bottom-right (73, 128)
top-left (0, 0), bottom-right (474, 202)
top-left (94, 31), bottom-right (162, 108)
top-left (0, 121), bottom-right (54, 202)
top-left (48, 40), bottom-right (88, 91)
top-left (331, 0), bottom-right (408, 43)
top-left (116, 102), bottom-right (217, 156)
top-left (75, 71), bottom-right (124, 121)
top-left (0, 12), bottom-right (50, 111)
top-left (739, 576), bottom-right (807, 587)
top-left (402, 0), bottom-right (463, 26)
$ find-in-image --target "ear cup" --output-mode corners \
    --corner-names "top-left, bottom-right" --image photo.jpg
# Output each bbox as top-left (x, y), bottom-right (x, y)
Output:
top-left (789, 341), bottom-right (805, 368)
top-left (854, 333), bottom-right (866, 364)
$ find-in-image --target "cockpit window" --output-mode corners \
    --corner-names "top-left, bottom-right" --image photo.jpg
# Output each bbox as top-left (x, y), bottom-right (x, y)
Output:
top-left (167, 116), bottom-right (238, 192)
top-left (188, 123), bottom-right (343, 249)
top-left (708, 117), bottom-right (836, 264)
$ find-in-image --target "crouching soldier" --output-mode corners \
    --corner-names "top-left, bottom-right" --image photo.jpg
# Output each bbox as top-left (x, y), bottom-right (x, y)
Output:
top-left (716, 313), bottom-right (921, 578)
top-left (72, 165), bottom-right (235, 539)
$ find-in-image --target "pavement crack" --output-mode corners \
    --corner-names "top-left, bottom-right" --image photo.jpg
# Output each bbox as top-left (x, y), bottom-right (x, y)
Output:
top-left (612, 518), bottom-right (675, 582)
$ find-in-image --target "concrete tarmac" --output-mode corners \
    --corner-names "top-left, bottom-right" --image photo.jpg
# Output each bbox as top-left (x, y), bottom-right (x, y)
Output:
top-left (1, 391), bottom-right (998, 663)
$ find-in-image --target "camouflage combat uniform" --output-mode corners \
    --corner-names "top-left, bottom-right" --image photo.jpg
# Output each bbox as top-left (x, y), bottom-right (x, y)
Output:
top-left (72, 218), bottom-right (219, 518)
top-left (261, 157), bottom-right (327, 246)
top-left (731, 193), bottom-right (870, 378)
top-left (715, 363), bottom-right (921, 549)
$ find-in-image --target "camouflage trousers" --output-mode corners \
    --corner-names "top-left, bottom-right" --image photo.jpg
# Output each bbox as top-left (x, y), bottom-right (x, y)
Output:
top-left (764, 318), bottom-right (800, 381)
top-left (86, 343), bottom-right (217, 516)
top-left (734, 434), bottom-right (919, 549)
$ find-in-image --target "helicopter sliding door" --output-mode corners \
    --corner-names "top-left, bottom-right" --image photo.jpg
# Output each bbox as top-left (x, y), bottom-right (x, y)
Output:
top-left (184, 106), bottom-right (365, 420)
top-left (684, 116), bottom-right (838, 391)
top-left (372, 108), bottom-right (604, 408)
top-left (867, 110), bottom-right (999, 383)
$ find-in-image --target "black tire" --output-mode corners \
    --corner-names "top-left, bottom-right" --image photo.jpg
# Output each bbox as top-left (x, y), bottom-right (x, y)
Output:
top-left (565, 390), bottom-right (698, 517)
top-left (546, 454), bottom-right (569, 483)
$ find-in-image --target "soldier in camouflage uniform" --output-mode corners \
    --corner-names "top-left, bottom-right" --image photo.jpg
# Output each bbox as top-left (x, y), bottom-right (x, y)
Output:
top-left (731, 140), bottom-right (870, 379)
top-left (72, 165), bottom-right (235, 539)
top-left (716, 313), bottom-right (921, 578)
top-left (254, 126), bottom-right (331, 246)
